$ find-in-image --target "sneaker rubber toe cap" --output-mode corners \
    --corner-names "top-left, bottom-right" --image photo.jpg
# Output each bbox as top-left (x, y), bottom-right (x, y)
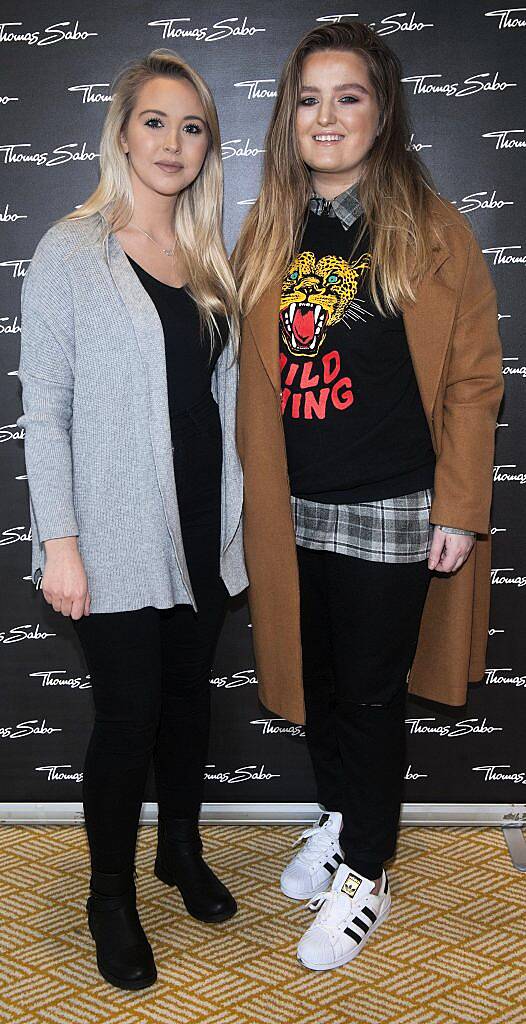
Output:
top-left (297, 927), bottom-right (333, 969)
top-left (280, 865), bottom-right (306, 897)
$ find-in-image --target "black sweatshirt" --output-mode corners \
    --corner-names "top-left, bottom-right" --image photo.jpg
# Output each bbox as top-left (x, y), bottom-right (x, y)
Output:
top-left (279, 209), bottom-right (435, 503)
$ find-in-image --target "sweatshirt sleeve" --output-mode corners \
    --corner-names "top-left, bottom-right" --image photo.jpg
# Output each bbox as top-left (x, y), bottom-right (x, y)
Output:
top-left (17, 230), bottom-right (79, 543)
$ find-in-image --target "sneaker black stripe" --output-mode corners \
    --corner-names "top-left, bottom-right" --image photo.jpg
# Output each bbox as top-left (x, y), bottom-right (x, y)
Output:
top-left (323, 861), bottom-right (338, 874)
top-left (334, 852), bottom-right (344, 865)
top-left (362, 906), bottom-right (377, 923)
top-left (344, 927), bottom-right (363, 944)
top-left (352, 915), bottom-right (370, 934)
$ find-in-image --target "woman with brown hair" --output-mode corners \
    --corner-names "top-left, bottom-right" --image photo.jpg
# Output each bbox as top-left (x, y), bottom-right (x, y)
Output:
top-left (235, 23), bottom-right (502, 971)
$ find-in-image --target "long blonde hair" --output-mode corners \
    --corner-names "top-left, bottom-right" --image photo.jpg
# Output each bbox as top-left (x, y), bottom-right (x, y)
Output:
top-left (234, 22), bottom-right (454, 318)
top-left (64, 49), bottom-right (238, 348)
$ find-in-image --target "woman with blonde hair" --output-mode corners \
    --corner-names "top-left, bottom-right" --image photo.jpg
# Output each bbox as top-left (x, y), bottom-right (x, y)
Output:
top-left (235, 22), bottom-right (502, 971)
top-left (18, 49), bottom-right (247, 990)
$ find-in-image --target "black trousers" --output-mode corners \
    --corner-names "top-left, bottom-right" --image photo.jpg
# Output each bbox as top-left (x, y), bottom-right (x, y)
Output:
top-left (297, 544), bottom-right (431, 880)
top-left (73, 393), bottom-right (227, 874)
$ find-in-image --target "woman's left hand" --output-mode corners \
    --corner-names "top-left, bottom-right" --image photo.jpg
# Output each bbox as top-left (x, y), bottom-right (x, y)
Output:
top-left (428, 527), bottom-right (475, 573)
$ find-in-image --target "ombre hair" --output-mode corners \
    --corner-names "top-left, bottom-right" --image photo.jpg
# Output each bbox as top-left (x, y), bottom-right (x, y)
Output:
top-left (64, 49), bottom-right (238, 349)
top-left (234, 22), bottom-right (456, 317)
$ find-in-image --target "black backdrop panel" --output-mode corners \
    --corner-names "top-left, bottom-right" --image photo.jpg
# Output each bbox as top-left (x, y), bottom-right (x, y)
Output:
top-left (1, 2), bottom-right (525, 808)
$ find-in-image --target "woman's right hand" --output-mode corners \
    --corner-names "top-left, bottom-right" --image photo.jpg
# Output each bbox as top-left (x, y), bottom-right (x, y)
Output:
top-left (42, 537), bottom-right (91, 618)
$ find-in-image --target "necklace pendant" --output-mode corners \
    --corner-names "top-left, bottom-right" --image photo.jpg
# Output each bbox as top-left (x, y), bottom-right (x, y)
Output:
top-left (163, 248), bottom-right (175, 257)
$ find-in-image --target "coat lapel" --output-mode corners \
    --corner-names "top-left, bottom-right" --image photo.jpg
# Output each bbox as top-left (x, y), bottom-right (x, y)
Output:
top-left (246, 242), bottom-right (458, 441)
top-left (246, 276), bottom-right (283, 392)
top-left (401, 246), bottom-right (458, 437)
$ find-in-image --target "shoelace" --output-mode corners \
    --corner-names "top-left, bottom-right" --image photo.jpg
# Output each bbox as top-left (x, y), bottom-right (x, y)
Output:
top-left (306, 888), bottom-right (338, 914)
top-left (307, 884), bottom-right (381, 923)
top-left (293, 824), bottom-right (334, 850)
top-left (304, 887), bottom-right (352, 929)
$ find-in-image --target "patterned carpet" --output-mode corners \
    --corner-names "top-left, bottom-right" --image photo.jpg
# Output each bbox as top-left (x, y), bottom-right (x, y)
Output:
top-left (0, 823), bottom-right (525, 1024)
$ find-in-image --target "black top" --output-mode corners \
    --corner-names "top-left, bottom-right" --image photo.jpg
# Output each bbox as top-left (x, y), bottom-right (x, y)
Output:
top-left (279, 209), bottom-right (435, 503)
top-left (127, 255), bottom-right (226, 422)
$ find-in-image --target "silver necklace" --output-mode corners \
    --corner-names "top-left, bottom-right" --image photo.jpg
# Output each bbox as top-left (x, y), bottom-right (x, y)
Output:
top-left (129, 221), bottom-right (176, 257)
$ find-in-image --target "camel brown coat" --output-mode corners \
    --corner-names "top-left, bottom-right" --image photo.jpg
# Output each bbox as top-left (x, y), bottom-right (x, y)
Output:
top-left (236, 197), bottom-right (504, 724)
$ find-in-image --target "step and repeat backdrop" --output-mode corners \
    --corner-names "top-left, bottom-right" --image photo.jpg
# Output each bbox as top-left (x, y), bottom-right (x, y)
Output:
top-left (1, 1), bottom-right (525, 816)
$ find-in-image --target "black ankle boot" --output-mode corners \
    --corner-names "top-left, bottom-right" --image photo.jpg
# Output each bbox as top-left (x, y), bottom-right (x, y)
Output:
top-left (87, 868), bottom-right (157, 990)
top-left (154, 819), bottom-right (237, 923)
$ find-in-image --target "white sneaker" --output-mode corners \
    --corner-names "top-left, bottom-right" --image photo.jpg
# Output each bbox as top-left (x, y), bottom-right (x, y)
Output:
top-left (297, 863), bottom-right (391, 971)
top-left (280, 812), bottom-right (344, 900)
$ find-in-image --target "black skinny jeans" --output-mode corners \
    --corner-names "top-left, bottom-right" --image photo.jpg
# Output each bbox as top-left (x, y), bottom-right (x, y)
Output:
top-left (297, 544), bottom-right (431, 881)
top-left (73, 393), bottom-right (227, 874)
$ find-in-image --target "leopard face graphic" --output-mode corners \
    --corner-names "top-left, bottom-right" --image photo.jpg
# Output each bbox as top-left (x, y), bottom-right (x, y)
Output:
top-left (280, 250), bottom-right (372, 357)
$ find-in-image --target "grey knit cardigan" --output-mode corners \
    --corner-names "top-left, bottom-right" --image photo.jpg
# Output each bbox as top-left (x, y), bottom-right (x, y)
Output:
top-left (17, 214), bottom-right (248, 613)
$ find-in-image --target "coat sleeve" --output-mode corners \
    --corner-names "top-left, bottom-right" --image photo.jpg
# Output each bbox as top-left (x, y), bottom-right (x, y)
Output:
top-left (429, 231), bottom-right (504, 535)
top-left (17, 232), bottom-right (79, 543)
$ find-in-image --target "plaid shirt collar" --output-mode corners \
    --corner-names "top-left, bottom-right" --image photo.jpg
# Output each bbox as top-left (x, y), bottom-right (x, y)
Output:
top-left (309, 181), bottom-right (363, 231)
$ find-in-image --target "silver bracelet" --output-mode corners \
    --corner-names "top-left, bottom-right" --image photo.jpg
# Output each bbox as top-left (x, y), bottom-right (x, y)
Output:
top-left (433, 524), bottom-right (476, 538)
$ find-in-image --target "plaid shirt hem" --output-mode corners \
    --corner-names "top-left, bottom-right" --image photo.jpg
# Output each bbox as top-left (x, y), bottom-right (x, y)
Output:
top-left (291, 490), bottom-right (435, 563)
